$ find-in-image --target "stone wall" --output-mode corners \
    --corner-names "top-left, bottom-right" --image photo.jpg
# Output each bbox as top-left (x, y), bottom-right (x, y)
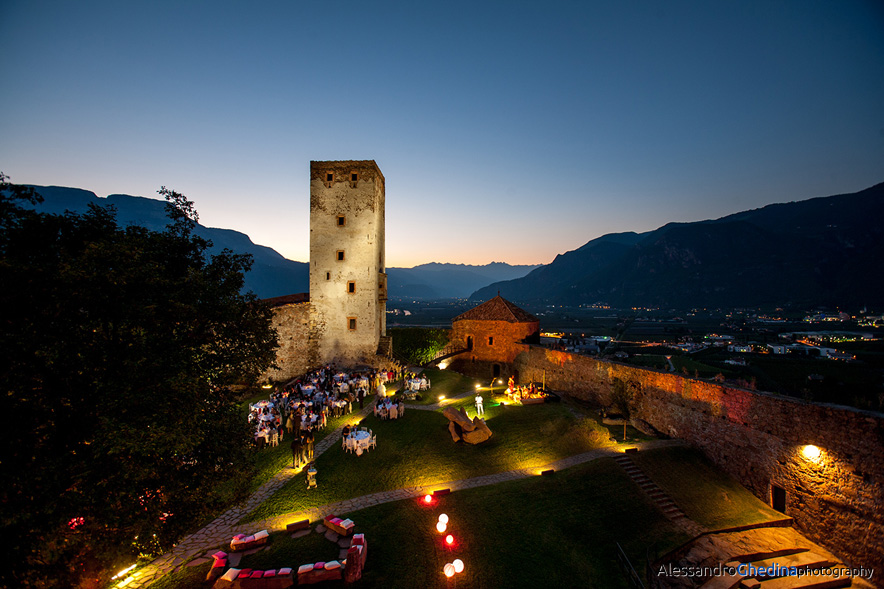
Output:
top-left (261, 302), bottom-right (322, 383)
top-left (514, 346), bottom-right (884, 577)
top-left (447, 319), bottom-right (538, 380)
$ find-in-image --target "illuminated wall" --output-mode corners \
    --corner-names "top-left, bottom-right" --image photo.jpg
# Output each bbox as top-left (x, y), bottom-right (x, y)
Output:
top-left (515, 346), bottom-right (884, 576)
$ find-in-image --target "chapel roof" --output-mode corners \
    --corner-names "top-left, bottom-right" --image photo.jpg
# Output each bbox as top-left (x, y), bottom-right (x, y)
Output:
top-left (261, 292), bottom-right (309, 308)
top-left (453, 295), bottom-right (539, 323)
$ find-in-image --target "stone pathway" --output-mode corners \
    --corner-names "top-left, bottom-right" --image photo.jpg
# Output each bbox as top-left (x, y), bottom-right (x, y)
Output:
top-left (126, 404), bottom-right (373, 588)
top-left (614, 453), bottom-right (707, 537)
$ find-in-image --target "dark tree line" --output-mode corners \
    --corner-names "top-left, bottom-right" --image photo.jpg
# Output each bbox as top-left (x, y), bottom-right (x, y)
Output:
top-left (0, 175), bottom-right (278, 587)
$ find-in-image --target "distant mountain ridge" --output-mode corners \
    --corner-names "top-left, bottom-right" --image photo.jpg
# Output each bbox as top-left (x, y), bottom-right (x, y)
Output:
top-left (471, 182), bottom-right (884, 309)
top-left (23, 186), bottom-right (539, 299)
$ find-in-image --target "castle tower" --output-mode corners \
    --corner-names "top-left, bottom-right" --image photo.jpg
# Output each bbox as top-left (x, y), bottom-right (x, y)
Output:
top-left (309, 160), bottom-right (387, 365)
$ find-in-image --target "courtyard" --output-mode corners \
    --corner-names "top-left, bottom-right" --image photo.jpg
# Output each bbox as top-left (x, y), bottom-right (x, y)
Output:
top-left (117, 367), bottom-right (801, 589)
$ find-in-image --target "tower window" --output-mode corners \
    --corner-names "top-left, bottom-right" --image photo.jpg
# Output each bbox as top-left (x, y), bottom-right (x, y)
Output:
top-left (488, 336), bottom-right (494, 346)
top-left (326, 272), bottom-right (330, 281)
top-left (348, 317), bottom-right (357, 331)
top-left (336, 250), bottom-right (345, 261)
top-left (349, 172), bottom-right (358, 188)
top-left (336, 215), bottom-right (346, 226)
top-left (326, 173), bottom-right (333, 182)
top-left (347, 281), bottom-right (355, 293)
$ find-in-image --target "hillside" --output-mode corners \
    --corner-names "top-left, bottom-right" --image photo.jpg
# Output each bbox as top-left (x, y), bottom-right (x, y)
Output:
top-left (471, 182), bottom-right (884, 309)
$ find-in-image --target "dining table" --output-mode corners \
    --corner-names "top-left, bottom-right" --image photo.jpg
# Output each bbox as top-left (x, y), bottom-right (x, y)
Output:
top-left (345, 431), bottom-right (372, 456)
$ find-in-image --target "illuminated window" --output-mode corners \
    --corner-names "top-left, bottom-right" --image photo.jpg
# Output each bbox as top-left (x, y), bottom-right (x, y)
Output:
top-left (347, 281), bottom-right (355, 294)
top-left (348, 317), bottom-right (357, 331)
top-left (336, 215), bottom-right (346, 226)
top-left (336, 250), bottom-right (345, 261)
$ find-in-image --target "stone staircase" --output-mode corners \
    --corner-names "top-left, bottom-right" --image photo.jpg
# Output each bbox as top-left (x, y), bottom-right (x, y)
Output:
top-left (698, 548), bottom-right (852, 589)
top-left (614, 453), bottom-right (706, 537)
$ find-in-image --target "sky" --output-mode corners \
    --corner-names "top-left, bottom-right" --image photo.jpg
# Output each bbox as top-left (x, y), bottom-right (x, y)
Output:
top-left (1, 1), bottom-right (883, 267)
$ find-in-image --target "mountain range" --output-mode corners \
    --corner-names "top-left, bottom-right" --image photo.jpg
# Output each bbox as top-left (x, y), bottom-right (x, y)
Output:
top-left (23, 186), bottom-right (537, 299)
top-left (471, 182), bottom-right (884, 309)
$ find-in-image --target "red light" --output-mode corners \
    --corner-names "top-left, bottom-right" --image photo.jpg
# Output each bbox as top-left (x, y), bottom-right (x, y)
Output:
top-left (423, 494), bottom-right (432, 504)
top-left (445, 534), bottom-right (454, 545)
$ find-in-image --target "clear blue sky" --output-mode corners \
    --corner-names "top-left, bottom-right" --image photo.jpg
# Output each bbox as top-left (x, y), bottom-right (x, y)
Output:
top-left (2, 1), bottom-right (882, 267)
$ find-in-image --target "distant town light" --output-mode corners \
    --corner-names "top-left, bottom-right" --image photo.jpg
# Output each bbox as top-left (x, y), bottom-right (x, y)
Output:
top-left (444, 563), bottom-right (455, 577)
top-left (445, 534), bottom-right (454, 545)
top-left (453, 559), bottom-right (464, 573)
top-left (438, 513), bottom-right (449, 524)
top-left (424, 494), bottom-right (433, 504)
top-left (436, 521), bottom-right (447, 533)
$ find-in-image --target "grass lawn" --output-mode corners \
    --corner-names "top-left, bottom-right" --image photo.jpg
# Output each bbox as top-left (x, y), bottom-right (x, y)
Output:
top-left (397, 368), bottom-right (480, 405)
top-left (242, 400), bottom-right (613, 523)
top-left (631, 446), bottom-right (784, 530)
top-left (163, 457), bottom-right (689, 589)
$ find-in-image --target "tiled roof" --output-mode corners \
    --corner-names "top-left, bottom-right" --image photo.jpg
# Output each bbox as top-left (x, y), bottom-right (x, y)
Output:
top-left (453, 295), bottom-right (538, 323)
top-left (261, 292), bottom-right (309, 308)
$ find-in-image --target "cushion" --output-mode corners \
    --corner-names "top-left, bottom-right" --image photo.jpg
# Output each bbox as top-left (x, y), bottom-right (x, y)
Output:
top-left (254, 530), bottom-right (269, 540)
top-left (220, 568), bottom-right (241, 582)
top-left (330, 517), bottom-right (343, 525)
top-left (340, 519), bottom-right (354, 529)
top-left (324, 561), bottom-right (341, 571)
top-left (351, 533), bottom-right (365, 545)
top-left (314, 562), bottom-right (326, 569)
top-left (211, 559), bottom-right (227, 569)
top-left (249, 571), bottom-right (264, 579)
top-left (212, 551), bottom-right (228, 560)
top-left (297, 564), bottom-right (314, 575)
top-left (278, 567), bottom-right (293, 575)
top-left (233, 533), bottom-right (246, 541)
top-left (237, 569), bottom-right (253, 578)
top-left (263, 570), bottom-right (276, 578)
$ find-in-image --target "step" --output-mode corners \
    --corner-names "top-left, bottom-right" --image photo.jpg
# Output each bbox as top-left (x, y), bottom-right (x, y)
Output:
top-left (747, 552), bottom-right (837, 579)
top-left (746, 571), bottom-right (850, 589)
top-left (700, 572), bottom-right (746, 589)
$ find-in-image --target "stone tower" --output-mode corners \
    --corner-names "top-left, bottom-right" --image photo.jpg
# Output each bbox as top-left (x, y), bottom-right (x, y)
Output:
top-left (309, 160), bottom-right (387, 365)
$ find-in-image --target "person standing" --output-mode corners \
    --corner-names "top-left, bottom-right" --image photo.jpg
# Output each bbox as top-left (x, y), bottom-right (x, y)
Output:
top-left (475, 394), bottom-right (484, 417)
top-left (291, 436), bottom-right (302, 469)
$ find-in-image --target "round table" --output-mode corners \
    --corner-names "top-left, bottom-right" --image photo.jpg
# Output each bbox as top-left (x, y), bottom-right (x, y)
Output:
top-left (346, 431), bottom-right (372, 456)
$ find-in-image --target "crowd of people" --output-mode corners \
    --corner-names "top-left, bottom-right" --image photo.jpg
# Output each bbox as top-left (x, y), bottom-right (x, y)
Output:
top-left (249, 365), bottom-right (400, 455)
top-left (505, 375), bottom-right (545, 402)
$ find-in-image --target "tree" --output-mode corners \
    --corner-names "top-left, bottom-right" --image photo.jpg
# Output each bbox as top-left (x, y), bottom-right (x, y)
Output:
top-left (0, 176), bottom-right (278, 587)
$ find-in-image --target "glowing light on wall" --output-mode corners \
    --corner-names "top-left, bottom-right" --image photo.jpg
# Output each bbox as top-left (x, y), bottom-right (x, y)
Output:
top-left (802, 444), bottom-right (822, 462)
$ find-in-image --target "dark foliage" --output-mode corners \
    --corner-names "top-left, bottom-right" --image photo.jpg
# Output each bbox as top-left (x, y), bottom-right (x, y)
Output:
top-left (0, 176), bottom-right (278, 587)
top-left (389, 327), bottom-right (449, 365)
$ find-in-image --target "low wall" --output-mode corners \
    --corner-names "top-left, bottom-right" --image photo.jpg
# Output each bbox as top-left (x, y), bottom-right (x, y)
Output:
top-left (514, 346), bottom-right (884, 578)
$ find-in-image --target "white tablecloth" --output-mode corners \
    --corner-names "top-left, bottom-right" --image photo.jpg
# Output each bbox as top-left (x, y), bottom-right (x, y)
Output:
top-left (345, 431), bottom-right (372, 456)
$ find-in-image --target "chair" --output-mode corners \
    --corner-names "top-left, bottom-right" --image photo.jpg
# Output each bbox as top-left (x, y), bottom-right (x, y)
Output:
top-left (360, 426), bottom-right (368, 432)
top-left (369, 435), bottom-right (377, 450)
top-left (389, 406), bottom-right (398, 420)
top-left (419, 382), bottom-right (428, 391)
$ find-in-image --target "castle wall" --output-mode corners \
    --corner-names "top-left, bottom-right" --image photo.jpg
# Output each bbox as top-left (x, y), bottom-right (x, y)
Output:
top-left (261, 302), bottom-right (322, 382)
top-left (309, 161), bottom-right (386, 365)
top-left (514, 345), bottom-right (884, 576)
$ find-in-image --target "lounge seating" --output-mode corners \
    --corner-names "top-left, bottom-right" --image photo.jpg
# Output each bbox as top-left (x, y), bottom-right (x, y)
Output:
top-left (229, 529), bottom-right (270, 552)
top-left (212, 567), bottom-right (294, 588)
top-left (323, 514), bottom-right (355, 536)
